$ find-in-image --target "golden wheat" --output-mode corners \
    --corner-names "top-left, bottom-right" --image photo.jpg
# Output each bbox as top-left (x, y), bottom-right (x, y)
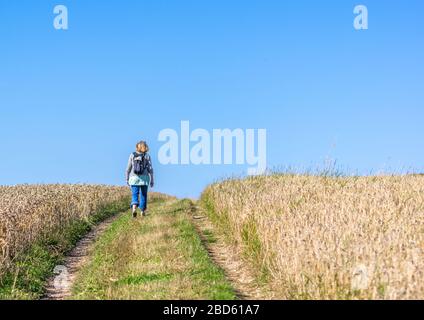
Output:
top-left (202, 175), bottom-right (424, 299)
top-left (0, 184), bottom-right (130, 276)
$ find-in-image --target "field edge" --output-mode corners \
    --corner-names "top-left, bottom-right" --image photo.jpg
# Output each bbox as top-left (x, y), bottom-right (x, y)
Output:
top-left (0, 197), bottom-right (131, 300)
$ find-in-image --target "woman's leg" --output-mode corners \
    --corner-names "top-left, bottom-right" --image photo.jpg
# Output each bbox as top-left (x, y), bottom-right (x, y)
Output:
top-left (131, 186), bottom-right (140, 216)
top-left (140, 185), bottom-right (148, 212)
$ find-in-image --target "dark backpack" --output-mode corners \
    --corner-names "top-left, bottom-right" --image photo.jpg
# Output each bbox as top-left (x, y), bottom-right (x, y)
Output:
top-left (133, 152), bottom-right (148, 175)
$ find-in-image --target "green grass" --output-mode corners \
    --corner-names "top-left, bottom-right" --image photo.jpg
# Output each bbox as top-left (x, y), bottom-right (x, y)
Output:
top-left (0, 198), bottom-right (130, 300)
top-left (202, 229), bottom-right (218, 244)
top-left (72, 199), bottom-right (237, 300)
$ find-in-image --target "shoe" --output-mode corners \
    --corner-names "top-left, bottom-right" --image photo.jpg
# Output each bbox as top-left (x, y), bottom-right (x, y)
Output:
top-left (132, 209), bottom-right (137, 218)
top-left (141, 210), bottom-right (146, 217)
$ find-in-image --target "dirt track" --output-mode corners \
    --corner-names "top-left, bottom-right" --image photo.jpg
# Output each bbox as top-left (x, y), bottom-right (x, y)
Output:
top-left (191, 205), bottom-right (271, 300)
top-left (42, 214), bottom-right (121, 300)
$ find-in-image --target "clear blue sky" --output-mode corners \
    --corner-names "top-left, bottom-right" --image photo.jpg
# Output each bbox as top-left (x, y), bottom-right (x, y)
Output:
top-left (1, 0), bottom-right (423, 198)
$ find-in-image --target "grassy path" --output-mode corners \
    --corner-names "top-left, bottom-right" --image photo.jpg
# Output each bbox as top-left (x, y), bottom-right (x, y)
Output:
top-left (71, 198), bottom-right (237, 300)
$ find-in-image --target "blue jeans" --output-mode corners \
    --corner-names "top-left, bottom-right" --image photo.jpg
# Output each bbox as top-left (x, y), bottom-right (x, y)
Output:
top-left (131, 185), bottom-right (148, 210)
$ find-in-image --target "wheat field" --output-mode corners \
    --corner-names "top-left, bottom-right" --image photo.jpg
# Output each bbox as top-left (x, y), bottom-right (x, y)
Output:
top-left (201, 174), bottom-right (424, 299)
top-left (0, 184), bottom-right (129, 277)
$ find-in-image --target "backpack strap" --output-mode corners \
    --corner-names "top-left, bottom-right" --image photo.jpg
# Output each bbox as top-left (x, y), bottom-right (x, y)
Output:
top-left (133, 152), bottom-right (147, 163)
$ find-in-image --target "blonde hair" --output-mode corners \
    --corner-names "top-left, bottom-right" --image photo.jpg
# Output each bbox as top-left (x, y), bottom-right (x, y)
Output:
top-left (136, 141), bottom-right (149, 153)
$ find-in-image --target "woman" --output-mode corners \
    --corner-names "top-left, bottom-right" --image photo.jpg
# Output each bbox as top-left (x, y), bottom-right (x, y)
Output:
top-left (126, 141), bottom-right (154, 218)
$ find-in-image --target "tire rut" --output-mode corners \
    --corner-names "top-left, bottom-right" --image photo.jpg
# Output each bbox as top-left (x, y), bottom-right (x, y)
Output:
top-left (191, 203), bottom-right (273, 300)
top-left (41, 213), bottom-right (122, 300)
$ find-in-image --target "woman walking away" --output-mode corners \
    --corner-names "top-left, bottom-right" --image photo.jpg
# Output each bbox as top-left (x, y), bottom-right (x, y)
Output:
top-left (126, 141), bottom-right (154, 218)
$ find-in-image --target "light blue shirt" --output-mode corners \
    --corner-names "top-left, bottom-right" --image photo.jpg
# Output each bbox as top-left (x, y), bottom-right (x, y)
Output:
top-left (128, 174), bottom-right (150, 186)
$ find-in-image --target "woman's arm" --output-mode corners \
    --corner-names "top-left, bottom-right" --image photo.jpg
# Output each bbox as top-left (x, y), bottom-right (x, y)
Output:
top-left (147, 155), bottom-right (154, 187)
top-left (125, 154), bottom-right (133, 185)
